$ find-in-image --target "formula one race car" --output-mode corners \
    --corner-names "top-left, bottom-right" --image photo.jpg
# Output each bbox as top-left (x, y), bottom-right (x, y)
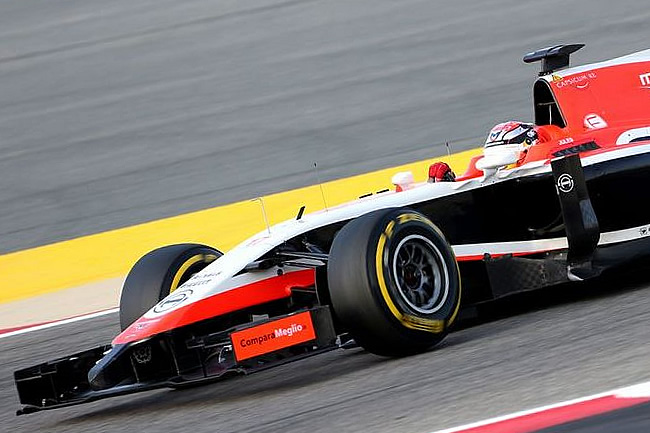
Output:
top-left (14, 44), bottom-right (650, 415)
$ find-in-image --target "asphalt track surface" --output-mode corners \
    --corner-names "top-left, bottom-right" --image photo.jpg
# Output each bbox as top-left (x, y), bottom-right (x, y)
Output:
top-left (2, 0), bottom-right (649, 254)
top-left (2, 270), bottom-right (650, 433)
top-left (2, 0), bottom-right (650, 432)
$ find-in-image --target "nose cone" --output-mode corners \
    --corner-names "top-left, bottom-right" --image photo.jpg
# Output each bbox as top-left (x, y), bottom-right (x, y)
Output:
top-left (88, 344), bottom-right (129, 390)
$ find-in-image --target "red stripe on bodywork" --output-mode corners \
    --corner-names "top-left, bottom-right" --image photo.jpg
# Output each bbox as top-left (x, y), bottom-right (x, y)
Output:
top-left (113, 269), bottom-right (315, 345)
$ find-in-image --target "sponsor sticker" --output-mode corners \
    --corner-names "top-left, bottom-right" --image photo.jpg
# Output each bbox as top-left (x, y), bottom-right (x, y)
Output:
top-left (553, 72), bottom-right (596, 89)
top-left (153, 289), bottom-right (193, 313)
top-left (640, 72), bottom-right (650, 88)
top-left (584, 113), bottom-right (608, 130)
top-left (231, 311), bottom-right (316, 361)
top-left (557, 173), bottom-right (574, 193)
top-left (134, 319), bottom-right (160, 330)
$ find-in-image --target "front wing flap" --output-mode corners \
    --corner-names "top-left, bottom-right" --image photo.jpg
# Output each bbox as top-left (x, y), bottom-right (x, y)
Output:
top-left (15, 306), bottom-right (337, 415)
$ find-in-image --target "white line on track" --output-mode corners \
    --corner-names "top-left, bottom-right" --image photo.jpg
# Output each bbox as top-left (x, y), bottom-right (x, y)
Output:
top-left (429, 380), bottom-right (650, 433)
top-left (4, 307), bottom-right (650, 433)
top-left (0, 308), bottom-right (118, 340)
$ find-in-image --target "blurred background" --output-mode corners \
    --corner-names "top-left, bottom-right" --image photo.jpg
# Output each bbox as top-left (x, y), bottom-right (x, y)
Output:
top-left (2, 1), bottom-right (650, 432)
top-left (2, 0), bottom-right (648, 253)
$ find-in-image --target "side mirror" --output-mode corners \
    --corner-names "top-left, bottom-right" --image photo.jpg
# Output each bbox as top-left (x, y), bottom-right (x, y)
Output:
top-left (391, 171), bottom-right (415, 192)
top-left (475, 145), bottom-right (522, 170)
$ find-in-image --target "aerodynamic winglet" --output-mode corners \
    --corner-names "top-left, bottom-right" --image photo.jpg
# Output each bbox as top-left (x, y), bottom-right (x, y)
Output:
top-left (524, 44), bottom-right (585, 75)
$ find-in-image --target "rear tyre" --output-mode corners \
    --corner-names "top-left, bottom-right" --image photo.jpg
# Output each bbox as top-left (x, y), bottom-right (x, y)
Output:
top-left (119, 243), bottom-right (222, 331)
top-left (328, 208), bottom-right (461, 356)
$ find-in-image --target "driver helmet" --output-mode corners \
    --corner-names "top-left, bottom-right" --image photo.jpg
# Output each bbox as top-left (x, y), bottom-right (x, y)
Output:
top-left (482, 121), bottom-right (537, 167)
top-left (485, 121), bottom-right (537, 149)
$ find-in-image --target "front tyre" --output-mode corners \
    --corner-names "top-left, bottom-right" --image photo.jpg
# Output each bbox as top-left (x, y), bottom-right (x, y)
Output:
top-left (119, 244), bottom-right (222, 331)
top-left (328, 209), bottom-right (461, 356)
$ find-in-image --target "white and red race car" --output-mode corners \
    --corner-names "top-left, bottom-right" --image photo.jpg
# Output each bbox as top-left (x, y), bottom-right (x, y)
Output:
top-left (14, 44), bottom-right (650, 415)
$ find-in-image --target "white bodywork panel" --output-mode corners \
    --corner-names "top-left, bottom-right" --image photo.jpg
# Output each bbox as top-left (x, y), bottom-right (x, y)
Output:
top-left (541, 48), bottom-right (650, 82)
top-left (144, 143), bottom-right (650, 319)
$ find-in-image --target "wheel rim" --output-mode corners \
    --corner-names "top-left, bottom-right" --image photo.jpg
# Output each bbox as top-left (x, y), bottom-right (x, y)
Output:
top-left (391, 234), bottom-right (449, 314)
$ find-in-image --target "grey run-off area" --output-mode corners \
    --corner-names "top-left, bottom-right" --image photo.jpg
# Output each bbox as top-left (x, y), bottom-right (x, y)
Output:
top-left (1, 0), bottom-right (648, 253)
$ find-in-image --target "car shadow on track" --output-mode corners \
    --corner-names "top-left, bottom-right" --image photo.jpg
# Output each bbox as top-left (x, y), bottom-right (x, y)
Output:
top-left (55, 345), bottom-right (391, 426)
top-left (462, 260), bottom-right (650, 328)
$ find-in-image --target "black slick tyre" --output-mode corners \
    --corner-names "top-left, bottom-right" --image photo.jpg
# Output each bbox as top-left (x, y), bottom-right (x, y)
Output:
top-left (328, 208), bottom-right (461, 356)
top-left (119, 243), bottom-right (222, 331)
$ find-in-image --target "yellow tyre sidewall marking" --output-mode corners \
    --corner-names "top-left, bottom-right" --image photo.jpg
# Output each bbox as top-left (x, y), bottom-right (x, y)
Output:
top-left (375, 233), bottom-right (404, 322)
top-left (169, 253), bottom-right (218, 294)
top-left (446, 262), bottom-right (462, 327)
top-left (396, 211), bottom-right (463, 328)
top-left (374, 213), bottom-right (446, 334)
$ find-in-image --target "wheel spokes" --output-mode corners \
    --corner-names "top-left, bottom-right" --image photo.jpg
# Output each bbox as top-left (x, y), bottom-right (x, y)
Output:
top-left (392, 235), bottom-right (448, 314)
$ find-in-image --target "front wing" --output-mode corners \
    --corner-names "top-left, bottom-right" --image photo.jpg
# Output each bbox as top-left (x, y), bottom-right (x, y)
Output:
top-left (14, 306), bottom-right (337, 415)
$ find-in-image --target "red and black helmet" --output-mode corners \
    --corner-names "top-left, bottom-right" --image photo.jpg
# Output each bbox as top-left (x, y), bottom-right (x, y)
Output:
top-left (485, 121), bottom-right (538, 148)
